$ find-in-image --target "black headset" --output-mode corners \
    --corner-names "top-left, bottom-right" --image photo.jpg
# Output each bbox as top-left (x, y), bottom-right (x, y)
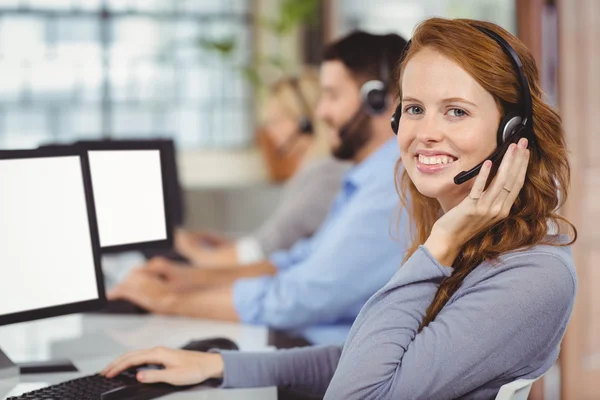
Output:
top-left (390, 25), bottom-right (534, 185)
top-left (288, 77), bottom-right (314, 135)
top-left (361, 52), bottom-right (391, 115)
top-left (339, 52), bottom-right (392, 138)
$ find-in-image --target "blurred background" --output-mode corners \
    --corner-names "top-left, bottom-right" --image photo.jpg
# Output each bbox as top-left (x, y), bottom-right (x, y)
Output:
top-left (0, 0), bottom-right (596, 399)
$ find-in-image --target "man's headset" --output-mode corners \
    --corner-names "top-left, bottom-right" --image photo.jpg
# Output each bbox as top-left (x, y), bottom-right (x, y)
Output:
top-left (339, 52), bottom-right (392, 138)
top-left (361, 52), bottom-right (392, 115)
top-left (282, 58), bottom-right (393, 151)
top-left (390, 25), bottom-right (534, 185)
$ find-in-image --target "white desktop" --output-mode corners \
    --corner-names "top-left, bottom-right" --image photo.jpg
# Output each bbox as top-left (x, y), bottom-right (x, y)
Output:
top-left (0, 148), bottom-right (274, 399)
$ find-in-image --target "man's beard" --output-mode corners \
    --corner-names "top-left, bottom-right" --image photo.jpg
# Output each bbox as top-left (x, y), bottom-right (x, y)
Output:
top-left (332, 112), bottom-right (372, 161)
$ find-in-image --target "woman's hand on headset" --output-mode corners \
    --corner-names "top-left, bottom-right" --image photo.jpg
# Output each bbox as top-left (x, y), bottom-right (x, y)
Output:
top-left (425, 138), bottom-right (530, 266)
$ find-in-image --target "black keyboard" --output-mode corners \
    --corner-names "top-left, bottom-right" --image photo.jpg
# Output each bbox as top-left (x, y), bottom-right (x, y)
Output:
top-left (6, 369), bottom-right (179, 400)
top-left (7, 337), bottom-right (238, 400)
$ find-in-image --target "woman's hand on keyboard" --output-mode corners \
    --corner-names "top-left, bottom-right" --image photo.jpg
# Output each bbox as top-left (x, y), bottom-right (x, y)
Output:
top-left (100, 347), bottom-right (224, 386)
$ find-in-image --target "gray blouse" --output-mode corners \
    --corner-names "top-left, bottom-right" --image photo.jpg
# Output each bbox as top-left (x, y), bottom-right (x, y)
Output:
top-left (219, 236), bottom-right (576, 399)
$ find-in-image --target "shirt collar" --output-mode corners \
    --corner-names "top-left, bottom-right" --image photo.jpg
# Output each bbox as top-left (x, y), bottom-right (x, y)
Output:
top-left (343, 138), bottom-right (399, 194)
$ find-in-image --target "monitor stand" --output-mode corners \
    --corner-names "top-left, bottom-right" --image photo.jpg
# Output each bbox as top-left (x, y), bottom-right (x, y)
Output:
top-left (0, 347), bottom-right (78, 379)
top-left (0, 348), bottom-right (17, 380)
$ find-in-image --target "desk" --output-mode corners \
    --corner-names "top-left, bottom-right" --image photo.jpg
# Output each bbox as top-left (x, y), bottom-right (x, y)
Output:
top-left (0, 314), bottom-right (277, 399)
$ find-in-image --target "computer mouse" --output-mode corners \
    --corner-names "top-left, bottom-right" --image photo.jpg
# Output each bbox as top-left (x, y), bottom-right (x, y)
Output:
top-left (180, 337), bottom-right (239, 352)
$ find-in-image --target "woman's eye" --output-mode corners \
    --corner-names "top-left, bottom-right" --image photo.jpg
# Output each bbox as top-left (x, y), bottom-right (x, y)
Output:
top-left (405, 105), bottom-right (423, 115)
top-left (448, 108), bottom-right (467, 117)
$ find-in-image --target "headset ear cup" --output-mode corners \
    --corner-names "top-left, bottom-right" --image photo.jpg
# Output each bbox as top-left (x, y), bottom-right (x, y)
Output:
top-left (390, 104), bottom-right (402, 134)
top-left (496, 112), bottom-right (523, 146)
top-left (361, 80), bottom-right (388, 115)
top-left (366, 89), bottom-right (388, 114)
top-left (298, 117), bottom-right (313, 134)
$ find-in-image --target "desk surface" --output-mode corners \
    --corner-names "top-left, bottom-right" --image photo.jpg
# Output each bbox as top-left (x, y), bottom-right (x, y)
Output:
top-left (0, 314), bottom-right (276, 399)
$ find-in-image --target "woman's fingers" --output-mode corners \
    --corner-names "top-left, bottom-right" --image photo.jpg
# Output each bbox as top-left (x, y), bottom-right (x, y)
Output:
top-left (101, 348), bottom-right (221, 387)
top-left (500, 148), bottom-right (530, 216)
top-left (102, 347), bottom-right (170, 378)
top-left (137, 366), bottom-right (208, 386)
top-left (479, 142), bottom-right (518, 205)
top-left (514, 149), bottom-right (530, 191)
top-left (137, 368), bottom-right (184, 384)
top-left (467, 160), bottom-right (492, 201)
top-left (504, 139), bottom-right (529, 193)
top-left (480, 138), bottom-right (529, 212)
top-left (496, 139), bottom-right (529, 212)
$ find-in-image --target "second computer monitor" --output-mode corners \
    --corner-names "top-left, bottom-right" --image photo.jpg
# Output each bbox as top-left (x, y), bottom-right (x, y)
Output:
top-left (88, 142), bottom-right (173, 252)
top-left (39, 141), bottom-right (175, 253)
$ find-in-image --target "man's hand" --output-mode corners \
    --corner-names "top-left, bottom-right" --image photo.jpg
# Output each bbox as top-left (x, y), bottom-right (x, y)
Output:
top-left (145, 257), bottom-right (208, 291)
top-left (107, 268), bottom-right (177, 314)
top-left (175, 229), bottom-right (240, 266)
top-left (175, 229), bottom-right (229, 252)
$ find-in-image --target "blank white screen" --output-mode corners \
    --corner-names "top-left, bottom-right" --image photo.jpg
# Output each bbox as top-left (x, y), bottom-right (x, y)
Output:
top-left (0, 156), bottom-right (100, 316)
top-left (88, 150), bottom-right (167, 248)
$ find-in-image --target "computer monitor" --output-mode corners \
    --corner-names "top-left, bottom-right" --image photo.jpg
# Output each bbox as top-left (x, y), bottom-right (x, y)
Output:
top-left (76, 138), bottom-right (185, 228)
top-left (0, 147), bottom-right (105, 379)
top-left (39, 140), bottom-right (176, 254)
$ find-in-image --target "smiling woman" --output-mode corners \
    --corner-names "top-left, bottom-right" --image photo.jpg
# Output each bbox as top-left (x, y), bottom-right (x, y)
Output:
top-left (393, 17), bottom-right (576, 330)
top-left (397, 46), bottom-right (500, 209)
top-left (101, 18), bottom-right (577, 400)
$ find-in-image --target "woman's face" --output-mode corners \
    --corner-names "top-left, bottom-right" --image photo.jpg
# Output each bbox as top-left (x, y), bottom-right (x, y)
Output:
top-left (264, 98), bottom-right (300, 148)
top-left (397, 47), bottom-right (500, 211)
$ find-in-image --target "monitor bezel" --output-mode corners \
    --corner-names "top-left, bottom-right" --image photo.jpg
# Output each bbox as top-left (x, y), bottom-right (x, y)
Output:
top-left (75, 138), bottom-right (183, 223)
top-left (0, 147), bottom-right (106, 327)
top-left (38, 141), bottom-right (176, 254)
top-left (76, 141), bottom-right (175, 254)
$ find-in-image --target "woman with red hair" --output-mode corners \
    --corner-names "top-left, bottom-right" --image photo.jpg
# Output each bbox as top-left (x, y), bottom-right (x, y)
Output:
top-left (102, 18), bottom-right (577, 399)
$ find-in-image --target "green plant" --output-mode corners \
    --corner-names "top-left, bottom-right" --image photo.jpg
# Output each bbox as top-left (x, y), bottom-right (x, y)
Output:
top-left (197, 0), bottom-right (320, 88)
top-left (261, 0), bottom-right (320, 35)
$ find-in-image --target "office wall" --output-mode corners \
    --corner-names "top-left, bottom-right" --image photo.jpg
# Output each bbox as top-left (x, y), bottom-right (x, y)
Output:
top-left (557, 0), bottom-right (600, 399)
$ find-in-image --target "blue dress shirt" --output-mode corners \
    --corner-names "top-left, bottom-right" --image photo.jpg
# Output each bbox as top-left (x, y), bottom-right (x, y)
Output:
top-left (232, 138), bottom-right (408, 345)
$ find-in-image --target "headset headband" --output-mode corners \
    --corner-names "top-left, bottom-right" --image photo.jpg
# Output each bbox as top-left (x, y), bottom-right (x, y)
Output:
top-left (473, 25), bottom-right (533, 129)
top-left (399, 25), bottom-right (533, 129)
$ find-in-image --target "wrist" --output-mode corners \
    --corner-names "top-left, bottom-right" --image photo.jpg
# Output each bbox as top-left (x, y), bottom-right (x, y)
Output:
top-left (424, 231), bottom-right (459, 267)
top-left (207, 353), bottom-right (225, 379)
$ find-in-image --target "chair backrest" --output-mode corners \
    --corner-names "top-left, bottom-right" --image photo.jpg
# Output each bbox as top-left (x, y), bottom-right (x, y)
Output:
top-left (495, 378), bottom-right (539, 400)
